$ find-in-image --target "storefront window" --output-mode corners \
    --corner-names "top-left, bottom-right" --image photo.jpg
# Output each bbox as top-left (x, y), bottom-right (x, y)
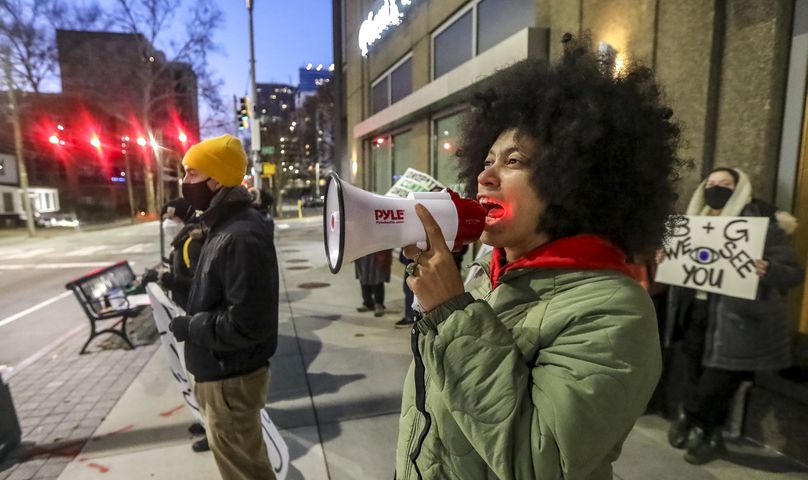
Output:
top-left (433, 112), bottom-right (465, 193)
top-left (372, 137), bottom-right (392, 194)
top-left (392, 130), bottom-right (413, 183)
top-left (433, 10), bottom-right (473, 79)
top-left (477, 0), bottom-right (534, 54)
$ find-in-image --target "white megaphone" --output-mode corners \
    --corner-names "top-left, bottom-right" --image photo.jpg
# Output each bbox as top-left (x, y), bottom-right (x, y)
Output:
top-left (324, 173), bottom-right (485, 273)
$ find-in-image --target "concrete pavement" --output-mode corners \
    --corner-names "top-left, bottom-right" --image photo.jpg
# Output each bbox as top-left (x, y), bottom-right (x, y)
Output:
top-left (1, 215), bottom-right (807, 479)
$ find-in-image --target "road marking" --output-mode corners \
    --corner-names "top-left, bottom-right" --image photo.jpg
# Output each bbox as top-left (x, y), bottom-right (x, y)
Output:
top-left (0, 261), bottom-right (136, 270)
top-left (0, 291), bottom-right (73, 329)
top-left (121, 243), bottom-right (152, 253)
top-left (2, 248), bottom-right (55, 259)
top-left (63, 245), bottom-right (110, 257)
top-left (276, 224), bottom-right (290, 230)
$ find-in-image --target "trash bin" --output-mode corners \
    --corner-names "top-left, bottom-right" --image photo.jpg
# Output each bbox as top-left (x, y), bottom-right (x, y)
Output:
top-left (0, 375), bottom-right (21, 462)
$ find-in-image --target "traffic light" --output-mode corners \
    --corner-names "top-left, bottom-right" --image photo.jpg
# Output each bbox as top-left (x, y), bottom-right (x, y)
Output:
top-left (238, 96), bottom-right (250, 130)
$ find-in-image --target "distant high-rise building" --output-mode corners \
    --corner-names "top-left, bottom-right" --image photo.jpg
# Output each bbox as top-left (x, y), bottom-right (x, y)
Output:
top-left (296, 64), bottom-right (333, 108)
top-left (255, 83), bottom-right (296, 120)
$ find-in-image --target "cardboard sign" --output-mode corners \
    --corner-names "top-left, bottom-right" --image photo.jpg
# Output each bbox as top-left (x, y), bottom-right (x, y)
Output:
top-left (147, 284), bottom-right (289, 478)
top-left (654, 215), bottom-right (769, 300)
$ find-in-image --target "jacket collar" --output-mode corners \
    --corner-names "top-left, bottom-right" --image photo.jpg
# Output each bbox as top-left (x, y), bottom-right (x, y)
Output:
top-left (488, 234), bottom-right (633, 288)
top-left (200, 186), bottom-right (252, 230)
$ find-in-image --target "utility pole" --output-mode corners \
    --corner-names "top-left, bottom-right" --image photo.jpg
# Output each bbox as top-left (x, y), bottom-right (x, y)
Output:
top-left (2, 47), bottom-right (36, 237)
top-left (122, 137), bottom-right (136, 224)
top-left (247, 0), bottom-right (262, 190)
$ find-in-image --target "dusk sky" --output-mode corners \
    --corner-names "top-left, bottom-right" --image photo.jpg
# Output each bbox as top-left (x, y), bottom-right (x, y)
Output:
top-left (212, 0), bottom-right (333, 97)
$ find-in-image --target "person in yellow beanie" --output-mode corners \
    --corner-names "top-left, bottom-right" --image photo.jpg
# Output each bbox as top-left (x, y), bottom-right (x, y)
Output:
top-left (170, 134), bottom-right (279, 479)
top-left (180, 134), bottom-right (248, 211)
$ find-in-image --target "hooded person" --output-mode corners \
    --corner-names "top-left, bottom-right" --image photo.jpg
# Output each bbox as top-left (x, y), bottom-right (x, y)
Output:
top-left (168, 134), bottom-right (279, 480)
top-left (665, 167), bottom-right (803, 465)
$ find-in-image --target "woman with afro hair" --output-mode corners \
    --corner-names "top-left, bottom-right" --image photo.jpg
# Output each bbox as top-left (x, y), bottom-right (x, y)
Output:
top-left (395, 35), bottom-right (682, 479)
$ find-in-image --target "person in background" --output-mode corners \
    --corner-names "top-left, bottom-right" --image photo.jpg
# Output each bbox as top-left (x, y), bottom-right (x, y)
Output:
top-left (395, 35), bottom-right (680, 479)
top-left (355, 249), bottom-right (393, 317)
top-left (157, 198), bottom-right (203, 311)
top-left (157, 198), bottom-right (210, 452)
top-left (168, 134), bottom-right (279, 480)
top-left (248, 186), bottom-right (274, 241)
top-left (665, 167), bottom-right (803, 465)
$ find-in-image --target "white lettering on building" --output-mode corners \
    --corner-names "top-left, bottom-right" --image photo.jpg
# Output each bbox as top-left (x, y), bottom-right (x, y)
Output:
top-left (358, 0), bottom-right (413, 57)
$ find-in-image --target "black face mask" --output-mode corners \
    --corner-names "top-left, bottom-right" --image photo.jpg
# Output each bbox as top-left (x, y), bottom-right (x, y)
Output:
top-left (704, 185), bottom-right (734, 210)
top-left (182, 179), bottom-right (217, 212)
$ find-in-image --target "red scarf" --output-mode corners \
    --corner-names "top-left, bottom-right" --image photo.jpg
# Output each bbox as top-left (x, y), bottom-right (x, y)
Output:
top-left (489, 235), bottom-right (636, 288)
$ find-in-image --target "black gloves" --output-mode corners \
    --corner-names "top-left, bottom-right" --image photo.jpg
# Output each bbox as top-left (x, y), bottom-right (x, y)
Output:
top-left (169, 315), bottom-right (191, 342)
top-left (141, 268), bottom-right (159, 285)
top-left (158, 271), bottom-right (176, 288)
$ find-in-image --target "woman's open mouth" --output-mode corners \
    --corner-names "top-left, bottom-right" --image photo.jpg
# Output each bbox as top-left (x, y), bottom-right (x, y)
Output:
top-left (479, 197), bottom-right (506, 224)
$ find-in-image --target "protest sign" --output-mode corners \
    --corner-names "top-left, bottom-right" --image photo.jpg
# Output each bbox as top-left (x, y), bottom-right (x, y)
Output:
top-left (385, 168), bottom-right (444, 198)
top-left (146, 284), bottom-right (289, 479)
top-left (654, 215), bottom-right (769, 300)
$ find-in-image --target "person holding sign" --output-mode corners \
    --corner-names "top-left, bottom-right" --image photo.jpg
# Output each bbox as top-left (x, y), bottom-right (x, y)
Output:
top-left (169, 135), bottom-right (279, 480)
top-left (665, 167), bottom-right (803, 465)
top-left (394, 35), bottom-right (681, 480)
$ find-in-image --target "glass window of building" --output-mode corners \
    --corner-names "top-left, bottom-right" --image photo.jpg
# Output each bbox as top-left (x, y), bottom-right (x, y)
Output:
top-left (371, 76), bottom-right (389, 114)
top-left (433, 9), bottom-right (473, 79)
top-left (372, 137), bottom-right (392, 194)
top-left (390, 58), bottom-right (413, 104)
top-left (433, 112), bottom-right (466, 193)
top-left (392, 130), bottom-right (413, 183)
top-left (477, 0), bottom-right (535, 54)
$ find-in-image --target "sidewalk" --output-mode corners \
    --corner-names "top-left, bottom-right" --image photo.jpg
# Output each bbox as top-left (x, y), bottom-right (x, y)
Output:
top-left (2, 216), bottom-right (807, 479)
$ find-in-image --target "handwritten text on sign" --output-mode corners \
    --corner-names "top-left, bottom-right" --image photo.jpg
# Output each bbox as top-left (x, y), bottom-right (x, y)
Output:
top-left (654, 215), bottom-right (769, 300)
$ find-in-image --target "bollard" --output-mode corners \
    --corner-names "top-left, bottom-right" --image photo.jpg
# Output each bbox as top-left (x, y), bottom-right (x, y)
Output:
top-left (297, 199), bottom-right (303, 219)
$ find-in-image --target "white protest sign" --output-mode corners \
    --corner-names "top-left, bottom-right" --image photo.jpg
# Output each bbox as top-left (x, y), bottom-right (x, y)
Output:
top-left (146, 284), bottom-right (289, 479)
top-left (655, 215), bottom-right (769, 300)
top-left (385, 168), bottom-right (444, 198)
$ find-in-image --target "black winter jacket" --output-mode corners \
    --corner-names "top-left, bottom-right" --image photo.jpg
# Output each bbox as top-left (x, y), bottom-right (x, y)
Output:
top-left (162, 220), bottom-right (204, 310)
top-left (184, 186), bottom-right (279, 382)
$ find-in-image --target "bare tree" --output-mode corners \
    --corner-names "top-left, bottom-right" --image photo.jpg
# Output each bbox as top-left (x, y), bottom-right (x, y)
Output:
top-left (109, 0), bottom-right (225, 213)
top-left (0, 0), bottom-right (107, 93)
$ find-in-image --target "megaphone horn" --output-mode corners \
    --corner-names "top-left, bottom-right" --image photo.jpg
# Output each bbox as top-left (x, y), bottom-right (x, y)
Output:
top-left (323, 173), bottom-right (485, 273)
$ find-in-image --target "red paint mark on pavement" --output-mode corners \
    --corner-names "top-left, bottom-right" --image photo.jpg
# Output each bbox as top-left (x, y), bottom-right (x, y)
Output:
top-left (107, 424), bottom-right (135, 436)
top-left (87, 462), bottom-right (110, 473)
top-left (159, 404), bottom-right (184, 417)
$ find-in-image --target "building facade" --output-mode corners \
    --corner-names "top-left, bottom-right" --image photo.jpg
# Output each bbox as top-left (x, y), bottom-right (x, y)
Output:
top-left (335, 0), bottom-right (808, 458)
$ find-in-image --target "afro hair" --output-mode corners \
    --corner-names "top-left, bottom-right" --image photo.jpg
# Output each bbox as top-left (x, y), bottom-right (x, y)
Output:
top-left (456, 34), bottom-right (683, 259)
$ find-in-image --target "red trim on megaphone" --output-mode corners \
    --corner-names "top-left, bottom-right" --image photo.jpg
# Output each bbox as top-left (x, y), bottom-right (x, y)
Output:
top-left (448, 189), bottom-right (485, 250)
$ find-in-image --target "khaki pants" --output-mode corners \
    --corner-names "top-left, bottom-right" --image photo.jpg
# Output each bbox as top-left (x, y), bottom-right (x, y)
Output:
top-left (195, 367), bottom-right (276, 480)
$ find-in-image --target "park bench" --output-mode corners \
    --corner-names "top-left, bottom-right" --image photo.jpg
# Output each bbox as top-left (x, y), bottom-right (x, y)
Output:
top-left (65, 260), bottom-right (146, 354)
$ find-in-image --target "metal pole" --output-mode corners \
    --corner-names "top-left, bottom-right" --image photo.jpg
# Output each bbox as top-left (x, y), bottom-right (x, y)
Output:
top-left (315, 162), bottom-right (320, 197)
top-left (2, 48), bottom-right (35, 237)
top-left (247, 0), bottom-right (262, 189)
top-left (122, 138), bottom-right (136, 224)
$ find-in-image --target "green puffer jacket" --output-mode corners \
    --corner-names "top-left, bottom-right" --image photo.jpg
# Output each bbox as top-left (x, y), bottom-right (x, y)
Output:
top-left (395, 247), bottom-right (661, 479)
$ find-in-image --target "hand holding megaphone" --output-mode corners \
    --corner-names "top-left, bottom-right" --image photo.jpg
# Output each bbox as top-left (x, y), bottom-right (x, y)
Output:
top-left (323, 174), bottom-right (485, 274)
top-left (402, 204), bottom-right (467, 313)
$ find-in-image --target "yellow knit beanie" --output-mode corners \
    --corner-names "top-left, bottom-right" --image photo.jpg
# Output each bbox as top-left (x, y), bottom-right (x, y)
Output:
top-left (182, 134), bottom-right (247, 187)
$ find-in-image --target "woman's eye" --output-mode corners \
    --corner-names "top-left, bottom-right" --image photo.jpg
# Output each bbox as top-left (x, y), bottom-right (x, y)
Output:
top-left (506, 157), bottom-right (523, 166)
top-left (483, 158), bottom-right (494, 167)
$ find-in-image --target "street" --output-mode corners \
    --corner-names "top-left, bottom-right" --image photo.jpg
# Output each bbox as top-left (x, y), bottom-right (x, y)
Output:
top-left (0, 223), bottom-right (164, 372)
